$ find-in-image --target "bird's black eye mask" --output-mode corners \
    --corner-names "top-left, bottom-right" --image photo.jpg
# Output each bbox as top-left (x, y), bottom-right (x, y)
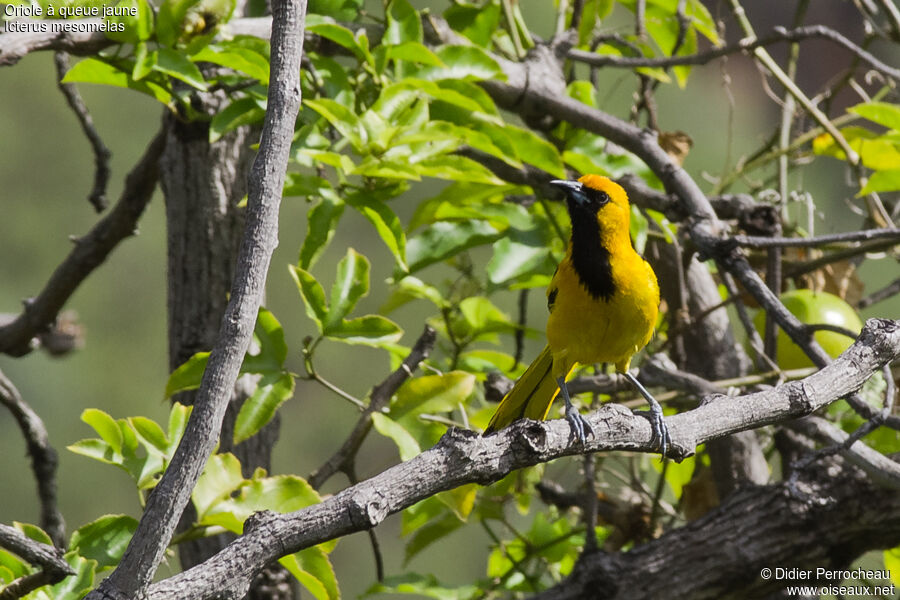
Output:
top-left (567, 185), bottom-right (611, 214)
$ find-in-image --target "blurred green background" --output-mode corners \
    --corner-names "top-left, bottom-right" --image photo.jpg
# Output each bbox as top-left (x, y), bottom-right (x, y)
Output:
top-left (1, 0), bottom-right (898, 596)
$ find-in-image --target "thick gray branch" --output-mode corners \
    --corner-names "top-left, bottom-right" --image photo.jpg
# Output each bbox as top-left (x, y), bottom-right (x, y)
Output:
top-left (85, 0), bottom-right (306, 597)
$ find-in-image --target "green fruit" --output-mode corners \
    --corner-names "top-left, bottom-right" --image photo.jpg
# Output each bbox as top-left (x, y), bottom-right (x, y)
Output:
top-left (753, 289), bottom-right (863, 370)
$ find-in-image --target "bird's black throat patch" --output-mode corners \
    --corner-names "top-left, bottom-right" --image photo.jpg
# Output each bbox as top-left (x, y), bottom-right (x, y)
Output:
top-left (568, 201), bottom-right (615, 301)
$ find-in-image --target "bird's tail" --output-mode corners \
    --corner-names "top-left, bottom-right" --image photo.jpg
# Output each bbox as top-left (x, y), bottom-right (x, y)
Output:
top-left (484, 345), bottom-right (571, 434)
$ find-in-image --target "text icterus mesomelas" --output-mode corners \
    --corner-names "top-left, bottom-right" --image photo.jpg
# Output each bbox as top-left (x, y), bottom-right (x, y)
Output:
top-left (484, 175), bottom-right (670, 453)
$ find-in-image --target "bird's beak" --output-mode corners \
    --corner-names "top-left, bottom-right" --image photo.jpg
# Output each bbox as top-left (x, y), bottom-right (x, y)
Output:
top-left (550, 179), bottom-right (587, 204)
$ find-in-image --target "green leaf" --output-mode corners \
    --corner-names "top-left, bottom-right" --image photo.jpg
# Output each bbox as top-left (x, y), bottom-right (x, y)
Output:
top-left (233, 372), bottom-right (295, 444)
top-left (157, 0), bottom-right (201, 45)
top-left (203, 475), bottom-right (322, 532)
top-left (283, 173), bottom-right (332, 198)
top-left (884, 547), bottom-right (900, 587)
top-left (165, 351), bottom-right (210, 398)
top-left (414, 45), bottom-right (505, 81)
top-left (411, 154), bottom-right (504, 184)
top-left (306, 22), bottom-right (370, 64)
top-left (16, 522), bottom-right (52, 546)
top-left (210, 96), bottom-right (265, 143)
top-left (630, 204), bottom-right (649, 254)
top-left (307, 0), bottom-right (362, 21)
top-left (106, 0), bottom-right (154, 43)
top-left (192, 45), bottom-right (270, 83)
top-left (67, 439), bottom-right (119, 466)
top-left (62, 58), bottom-right (172, 105)
top-left (132, 43), bottom-right (155, 80)
top-left (387, 41), bottom-right (444, 66)
top-left (406, 220), bottom-right (502, 273)
top-left (154, 47), bottom-right (208, 90)
top-left (280, 546), bottom-right (340, 600)
top-left (166, 403), bottom-right (191, 446)
top-left (326, 315), bottom-right (404, 346)
top-left (433, 79), bottom-right (498, 115)
top-left (345, 192), bottom-right (408, 272)
top-left (383, 276), bottom-right (446, 313)
top-left (69, 515), bottom-right (138, 571)
top-left (453, 297), bottom-right (517, 342)
top-left (304, 98), bottom-right (366, 151)
top-left (247, 307), bottom-right (288, 370)
top-left (82, 409), bottom-right (124, 454)
top-left (50, 553), bottom-right (96, 600)
top-left (298, 149), bottom-right (357, 173)
top-left (290, 265), bottom-right (329, 332)
top-left (193, 453), bottom-right (245, 517)
top-left (444, 0), bottom-right (501, 46)
top-left (660, 454), bottom-right (695, 498)
top-left (850, 101), bottom-right (900, 131)
top-left (299, 192), bottom-right (345, 270)
top-left (0, 549), bottom-right (29, 581)
top-left (859, 169), bottom-right (900, 195)
top-left (384, 0), bottom-right (421, 44)
top-left (502, 125), bottom-right (565, 177)
top-left (372, 412), bottom-right (421, 461)
top-left (324, 248), bottom-right (369, 328)
top-left (487, 229), bottom-right (556, 287)
top-left (129, 416), bottom-right (169, 454)
top-left (457, 349), bottom-right (518, 374)
top-left (686, 0), bottom-right (720, 44)
top-left (391, 372), bottom-right (476, 421)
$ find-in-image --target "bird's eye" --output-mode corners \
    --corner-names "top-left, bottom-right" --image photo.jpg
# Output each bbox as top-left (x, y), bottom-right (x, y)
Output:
top-left (587, 188), bottom-right (611, 206)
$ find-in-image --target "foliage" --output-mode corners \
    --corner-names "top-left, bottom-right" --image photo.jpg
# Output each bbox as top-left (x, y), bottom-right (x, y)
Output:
top-left (3, 0), bottom-right (899, 597)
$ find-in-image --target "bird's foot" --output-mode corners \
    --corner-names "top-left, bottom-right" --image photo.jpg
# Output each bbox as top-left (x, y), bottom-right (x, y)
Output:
top-left (565, 403), bottom-right (595, 446)
top-left (635, 406), bottom-right (670, 457)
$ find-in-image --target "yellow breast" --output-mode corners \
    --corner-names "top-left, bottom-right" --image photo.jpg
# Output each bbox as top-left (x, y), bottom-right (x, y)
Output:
top-left (546, 246), bottom-right (659, 375)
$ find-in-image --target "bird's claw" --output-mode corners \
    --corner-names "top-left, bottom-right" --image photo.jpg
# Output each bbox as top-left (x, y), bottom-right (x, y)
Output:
top-left (636, 406), bottom-right (670, 457)
top-left (565, 404), bottom-right (595, 446)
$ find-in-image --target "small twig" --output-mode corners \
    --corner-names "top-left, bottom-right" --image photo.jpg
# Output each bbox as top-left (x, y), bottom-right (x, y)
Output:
top-left (53, 51), bottom-right (111, 213)
top-left (733, 227), bottom-right (900, 249)
top-left (0, 523), bottom-right (74, 600)
top-left (566, 24), bottom-right (900, 81)
top-left (783, 236), bottom-right (900, 278)
top-left (308, 325), bottom-right (437, 490)
top-left (0, 370), bottom-right (66, 548)
top-left (789, 413), bottom-right (900, 489)
top-left (858, 276), bottom-right (900, 309)
top-left (718, 268), bottom-right (780, 373)
top-left (306, 370), bottom-right (365, 410)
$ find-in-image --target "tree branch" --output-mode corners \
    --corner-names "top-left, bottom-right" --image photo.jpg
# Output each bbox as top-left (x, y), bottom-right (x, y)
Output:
top-left (732, 227), bottom-right (900, 248)
top-left (308, 325), bottom-right (437, 490)
top-left (0, 127), bottom-right (164, 357)
top-left (567, 24), bottom-right (900, 81)
top-left (53, 51), bottom-right (111, 212)
top-left (0, 523), bottom-right (73, 600)
top-left (535, 442), bottom-right (900, 599)
top-left (0, 370), bottom-right (65, 548)
top-left (86, 0), bottom-right (306, 597)
top-left (144, 319), bottom-right (898, 600)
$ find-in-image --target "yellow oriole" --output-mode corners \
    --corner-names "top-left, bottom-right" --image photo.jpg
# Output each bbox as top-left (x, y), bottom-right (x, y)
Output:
top-left (484, 175), bottom-right (669, 453)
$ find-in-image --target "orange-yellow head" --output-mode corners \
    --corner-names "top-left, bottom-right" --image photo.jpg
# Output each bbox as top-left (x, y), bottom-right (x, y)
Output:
top-left (550, 175), bottom-right (632, 247)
